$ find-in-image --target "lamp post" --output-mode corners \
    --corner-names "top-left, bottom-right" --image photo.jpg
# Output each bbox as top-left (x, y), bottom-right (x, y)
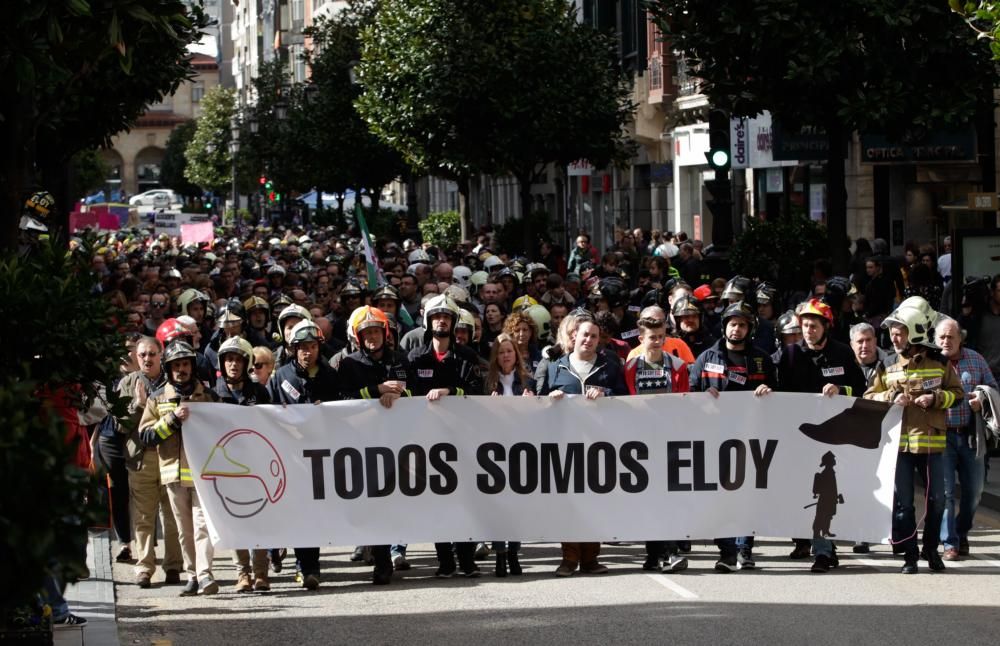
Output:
top-left (230, 115), bottom-right (241, 229)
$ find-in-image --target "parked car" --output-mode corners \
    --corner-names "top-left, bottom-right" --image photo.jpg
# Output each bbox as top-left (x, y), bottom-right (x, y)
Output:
top-left (129, 189), bottom-right (181, 209)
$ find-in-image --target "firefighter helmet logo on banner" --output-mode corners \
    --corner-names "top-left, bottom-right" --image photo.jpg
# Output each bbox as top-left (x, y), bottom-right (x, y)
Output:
top-left (200, 429), bottom-right (287, 518)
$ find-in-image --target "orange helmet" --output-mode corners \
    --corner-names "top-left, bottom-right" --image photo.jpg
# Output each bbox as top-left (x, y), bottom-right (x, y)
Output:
top-left (796, 298), bottom-right (834, 325)
top-left (348, 306), bottom-right (391, 345)
top-left (156, 318), bottom-right (190, 346)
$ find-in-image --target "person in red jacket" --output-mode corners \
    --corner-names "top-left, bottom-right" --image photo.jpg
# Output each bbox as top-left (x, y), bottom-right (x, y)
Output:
top-left (624, 315), bottom-right (690, 573)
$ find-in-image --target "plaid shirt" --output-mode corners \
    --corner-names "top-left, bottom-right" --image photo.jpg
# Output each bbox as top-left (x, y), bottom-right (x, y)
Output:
top-left (946, 347), bottom-right (998, 429)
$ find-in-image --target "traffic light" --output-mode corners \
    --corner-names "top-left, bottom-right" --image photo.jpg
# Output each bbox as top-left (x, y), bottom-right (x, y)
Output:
top-left (265, 180), bottom-right (273, 191)
top-left (268, 191), bottom-right (276, 202)
top-left (259, 176), bottom-right (267, 186)
top-left (704, 177), bottom-right (733, 247)
top-left (706, 109), bottom-right (731, 171)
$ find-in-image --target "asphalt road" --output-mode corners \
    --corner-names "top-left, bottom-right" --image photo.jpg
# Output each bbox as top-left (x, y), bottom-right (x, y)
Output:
top-left (114, 508), bottom-right (1000, 646)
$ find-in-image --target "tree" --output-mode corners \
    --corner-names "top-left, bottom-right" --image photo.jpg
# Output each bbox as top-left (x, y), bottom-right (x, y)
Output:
top-left (161, 121), bottom-right (201, 199)
top-left (951, 1), bottom-right (1000, 57)
top-left (185, 87), bottom-right (237, 194)
top-left (357, 0), bottom-right (634, 244)
top-left (2, 0), bottom-right (209, 248)
top-left (68, 149), bottom-right (108, 201)
top-left (303, 3), bottom-right (408, 217)
top-left (649, 1), bottom-right (996, 272)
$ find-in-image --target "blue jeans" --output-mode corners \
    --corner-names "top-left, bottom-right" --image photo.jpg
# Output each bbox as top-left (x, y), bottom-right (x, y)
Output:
top-left (940, 430), bottom-right (985, 549)
top-left (390, 544), bottom-right (407, 558)
top-left (894, 452), bottom-right (944, 559)
top-left (41, 571), bottom-right (69, 621)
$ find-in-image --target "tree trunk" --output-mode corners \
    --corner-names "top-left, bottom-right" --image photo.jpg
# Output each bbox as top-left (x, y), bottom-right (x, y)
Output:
top-left (457, 175), bottom-right (471, 243)
top-left (825, 122), bottom-right (850, 275)
top-left (0, 109), bottom-right (33, 251)
top-left (516, 170), bottom-right (534, 258)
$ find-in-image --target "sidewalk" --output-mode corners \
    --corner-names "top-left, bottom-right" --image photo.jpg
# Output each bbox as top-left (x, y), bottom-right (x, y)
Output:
top-left (54, 529), bottom-right (119, 646)
top-left (983, 475), bottom-right (1000, 513)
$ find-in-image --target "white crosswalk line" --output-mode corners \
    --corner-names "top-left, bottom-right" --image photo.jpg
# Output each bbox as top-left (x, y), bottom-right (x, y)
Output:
top-left (646, 573), bottom-right (699, 599)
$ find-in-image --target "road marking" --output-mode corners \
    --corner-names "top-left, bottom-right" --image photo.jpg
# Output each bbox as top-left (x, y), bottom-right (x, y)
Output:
top-left (969, 553), bottom-right (1000, 568)
top-left (645, 573), bottom-right (698, 599)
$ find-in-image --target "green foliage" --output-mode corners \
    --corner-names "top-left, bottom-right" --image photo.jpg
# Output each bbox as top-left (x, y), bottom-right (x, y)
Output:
top-left (69, 149), bottom-right (108, 200)
top-left (729, 216), bottom-right (829, 294)
top-left (185, 88), bottom-right (236, 193)
top-left (161, 121), bottom-right (200, 198)
top-left (2, 0), bottom-right (209, 247)
top-left (300, 2), bottom-right (408, 197)
top-left (356, 0), bottom-right (635, 183)
top-left (650, 1), bottom-right (994, 135)
top-left (418, 211), bottom-right (462, 248)
top-left (494, 211), bottom-right (552, 255)
top-left (0, 236), bottom-right (121, 617)
top-left (950, 1), bottom-right (1000, 59)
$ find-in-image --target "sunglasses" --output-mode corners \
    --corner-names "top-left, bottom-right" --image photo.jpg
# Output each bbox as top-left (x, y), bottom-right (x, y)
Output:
top-left (151, 302), bottom-right (167, 308)
top-left (253, 362), bottom-right (270, 369)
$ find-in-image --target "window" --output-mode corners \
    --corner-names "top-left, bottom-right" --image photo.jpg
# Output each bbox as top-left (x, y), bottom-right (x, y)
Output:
top-left (292, 0), bottom-right (304, 22)
top-left (192, 81), bottom-right (205, 103)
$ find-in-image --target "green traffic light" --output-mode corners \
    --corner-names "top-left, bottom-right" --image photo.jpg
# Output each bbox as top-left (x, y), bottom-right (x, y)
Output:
top-left (708, 148), bottom-right (730, 169)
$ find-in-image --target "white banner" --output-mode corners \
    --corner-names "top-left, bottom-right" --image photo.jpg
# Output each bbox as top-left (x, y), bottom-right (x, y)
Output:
top-left (182, 393), bottom-right (901, 549)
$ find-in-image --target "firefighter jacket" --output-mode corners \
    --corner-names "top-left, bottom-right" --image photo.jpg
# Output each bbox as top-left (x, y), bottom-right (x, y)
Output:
top-left (338, 348), bottom-right (412, 400)
top-left (690, 339), bottom-right (777, 392)
top-left (777, 339), bottom-right (866, 397)
top-left (214, 377), bottom-right (271, 406)
top-left (268, 360), bottom-right (341, 405)
top-left (138, 381), bottom-right (217, 486)
top-left (406, 341), bottom-right (483, 396)
top-left (863, 350), bottom-right (963, 454)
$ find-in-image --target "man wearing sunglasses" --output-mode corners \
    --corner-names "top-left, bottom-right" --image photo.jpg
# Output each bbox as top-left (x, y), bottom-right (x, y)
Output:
top-left (143, 293), bottom-right (170, 336)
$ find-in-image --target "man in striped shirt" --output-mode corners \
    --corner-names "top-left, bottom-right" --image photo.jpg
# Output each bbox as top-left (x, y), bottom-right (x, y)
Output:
top-left (935, 317), bottom-right (997, 561)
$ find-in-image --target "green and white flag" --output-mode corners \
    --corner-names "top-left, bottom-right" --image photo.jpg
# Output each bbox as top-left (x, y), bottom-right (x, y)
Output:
top-left (355, 204), bottom-right (383, 290)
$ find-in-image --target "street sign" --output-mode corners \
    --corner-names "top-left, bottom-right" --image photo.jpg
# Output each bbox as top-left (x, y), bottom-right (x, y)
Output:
top-left (968, 192), bottom-right (998, 211)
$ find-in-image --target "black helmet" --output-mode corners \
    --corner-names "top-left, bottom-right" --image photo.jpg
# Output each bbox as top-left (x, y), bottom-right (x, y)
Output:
top-left (823, 276), bottom-right (854, 311)
top-left (340, 282), bottom-right (364, 302)
top-left (372, 285), bottom-right (400, 304)
top-left (163, 341), bottom-right (197, 386)
top-left (640, 288), bottom-right (669, 310)
top-left (755, 282), bottom-right (778, 306)
top-left (722, 276), bottom-right (753, 304)
top-left (671, 295), bottom-right (702, 318)
top-left (592, 276), bottom-right (627, 309)
top-left (721, 301), bottom-right (757, 339)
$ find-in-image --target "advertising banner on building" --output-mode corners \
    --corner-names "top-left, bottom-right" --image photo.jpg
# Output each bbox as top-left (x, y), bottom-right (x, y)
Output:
top-left (181, 394), bottom-right (901, 549)
top-left (154, 212), bottom-right (212, 238)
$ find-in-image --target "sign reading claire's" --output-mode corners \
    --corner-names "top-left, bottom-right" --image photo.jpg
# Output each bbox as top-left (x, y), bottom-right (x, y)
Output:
top-left (183, 393), bottom-right (901, 548)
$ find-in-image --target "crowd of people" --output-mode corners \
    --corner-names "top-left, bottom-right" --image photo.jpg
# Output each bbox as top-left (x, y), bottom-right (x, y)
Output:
top-left (64, 213), bottom-right (1000, 599)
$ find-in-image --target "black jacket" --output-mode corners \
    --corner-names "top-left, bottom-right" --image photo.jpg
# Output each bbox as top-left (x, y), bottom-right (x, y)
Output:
top-left (214, 377), bottom-right (271, 406)
top-left (777, 339), bottom-right (867, 397)
top-left (338, 348), bottom-right (411, 400)
top-left (406, 341), bottom-right (483, 396)
top-left (268, 359), bottom-right (341, 404)
top-left (689, 339), bottom-right (777, 392)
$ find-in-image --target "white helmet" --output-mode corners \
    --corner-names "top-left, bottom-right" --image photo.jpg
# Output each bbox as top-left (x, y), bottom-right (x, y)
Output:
top-left (882, 296), bottom-right (940, 348)
top-left (408, 249), bottom-right (431, 264)
top-left (483, 255), bottom-right (504, 271)
top-left (452, 265), bottom-right (472, 289)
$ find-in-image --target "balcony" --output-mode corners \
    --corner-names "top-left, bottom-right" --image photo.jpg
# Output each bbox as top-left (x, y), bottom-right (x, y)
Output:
top-left (673, 53), bottom-right (707, 111)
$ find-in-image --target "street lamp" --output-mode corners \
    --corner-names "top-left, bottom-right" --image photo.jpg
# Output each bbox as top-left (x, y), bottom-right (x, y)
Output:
top-left (230, 116), bottom-right (241, 228)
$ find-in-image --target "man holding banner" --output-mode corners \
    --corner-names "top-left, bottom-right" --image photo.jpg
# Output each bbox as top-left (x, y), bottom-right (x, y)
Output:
top-left (406, 294), bottom-right (483, 577)
top-left (864, 297), bottom-right (963, 574)
top-left (689, 301), bottom-right (777, 572)
top-left (778, 299), bottom-right (866, 573)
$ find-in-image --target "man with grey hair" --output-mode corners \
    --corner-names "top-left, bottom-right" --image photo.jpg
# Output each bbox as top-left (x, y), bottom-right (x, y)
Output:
top-left (935, 316), bottom-right (997, 560)
top-left (850, 322), bottom-right (888, 388)
top-left (848, 321), bottom-right (889, 554)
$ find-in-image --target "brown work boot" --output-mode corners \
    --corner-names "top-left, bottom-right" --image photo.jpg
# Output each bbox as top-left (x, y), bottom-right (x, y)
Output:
top-left (942, 548), bottom-right (960, 561)
top-left (580, 561), bottom-right (609, 574)
top-left (555, 560), bottom-right (578, 577)
top-left (136, 572), bottom-right (151, 589)
top-left (234, 572), bottom-right (253, 593)
top-left (253, 576), bottom-right (271, 592)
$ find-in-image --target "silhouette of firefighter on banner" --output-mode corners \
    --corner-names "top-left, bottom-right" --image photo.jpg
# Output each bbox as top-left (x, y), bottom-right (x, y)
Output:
top-left (805, 451), bottom-right (844, 539)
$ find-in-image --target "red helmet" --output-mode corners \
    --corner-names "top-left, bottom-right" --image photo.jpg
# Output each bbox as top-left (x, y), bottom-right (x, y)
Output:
top-left (156, 318), bottom-right (190, 346)
top-left (796, 298), bottom-right (834, 325)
